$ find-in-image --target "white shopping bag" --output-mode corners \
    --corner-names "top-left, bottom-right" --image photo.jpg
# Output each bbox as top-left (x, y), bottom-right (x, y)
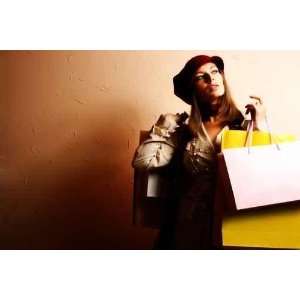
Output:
top-left (221, 141), bottom-right (300, 210)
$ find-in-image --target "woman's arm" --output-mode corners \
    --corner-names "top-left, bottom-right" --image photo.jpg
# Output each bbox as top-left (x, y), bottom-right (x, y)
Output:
top-left (132, 113), bottom-right (188, 170)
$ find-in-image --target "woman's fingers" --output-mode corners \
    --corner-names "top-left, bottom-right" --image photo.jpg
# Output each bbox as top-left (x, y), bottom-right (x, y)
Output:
top-left (245, 104), bottom-right (256, 109)
top-left (245, 96), bottom-right (266, 123)
top-left (245, 104), bottom-right (257, 119)
top-left (249, 95), bottom-right (263, 104)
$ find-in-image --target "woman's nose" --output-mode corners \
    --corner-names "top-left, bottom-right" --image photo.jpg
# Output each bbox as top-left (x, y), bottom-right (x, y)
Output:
top-left (203, 73), bottom-right (212, 84)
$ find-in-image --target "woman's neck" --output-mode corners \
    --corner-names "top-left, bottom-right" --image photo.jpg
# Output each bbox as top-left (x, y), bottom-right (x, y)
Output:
top-left (202, 113), bottom-right (222, 124)
top-left (199, 100), bottom-right (221, 122)
top-left (207, 116), bottom-right (218, 123)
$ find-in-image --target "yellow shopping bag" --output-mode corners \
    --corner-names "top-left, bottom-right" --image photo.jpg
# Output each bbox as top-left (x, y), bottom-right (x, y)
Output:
top-left (220, 129), bottom-right (300, 249)
top-left (221, 130), bottom-right (295, 149)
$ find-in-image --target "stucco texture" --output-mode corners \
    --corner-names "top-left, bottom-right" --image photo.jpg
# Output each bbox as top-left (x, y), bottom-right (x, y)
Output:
top-left (0, 51), bottom-right (299, 249)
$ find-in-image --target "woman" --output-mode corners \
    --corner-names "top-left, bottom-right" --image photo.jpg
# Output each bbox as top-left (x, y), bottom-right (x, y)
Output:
top-left (132, 55), bottom-right (266, 249)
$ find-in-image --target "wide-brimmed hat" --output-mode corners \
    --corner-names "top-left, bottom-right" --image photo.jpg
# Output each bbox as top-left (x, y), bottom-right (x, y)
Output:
top-left (173, 55), bottom-right (224, 104)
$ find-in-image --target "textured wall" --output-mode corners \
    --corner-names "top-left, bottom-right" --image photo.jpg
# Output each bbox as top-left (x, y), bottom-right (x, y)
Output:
top-left (0, 51), bottom-right (300, 249)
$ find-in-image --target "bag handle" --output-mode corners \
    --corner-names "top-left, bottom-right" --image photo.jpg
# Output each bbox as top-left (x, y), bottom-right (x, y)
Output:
top-left (244, 114), bottom-right (281, 153)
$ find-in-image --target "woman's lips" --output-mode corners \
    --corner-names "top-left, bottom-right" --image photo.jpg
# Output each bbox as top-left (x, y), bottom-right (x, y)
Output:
top-left (209, 84), bottom-right (219, 90)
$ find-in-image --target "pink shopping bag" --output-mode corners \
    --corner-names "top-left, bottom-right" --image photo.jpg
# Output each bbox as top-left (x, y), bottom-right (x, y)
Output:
top-left (221, 140), bottom-right (300, 210)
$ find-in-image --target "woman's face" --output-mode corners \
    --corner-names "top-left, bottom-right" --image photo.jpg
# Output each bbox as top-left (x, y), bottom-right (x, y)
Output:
top-left (193, 62), bottom-right (225, 104)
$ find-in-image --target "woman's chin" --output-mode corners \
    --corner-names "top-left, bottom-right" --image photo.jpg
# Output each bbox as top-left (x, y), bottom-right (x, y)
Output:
top-left (211, 91), bottom-right (224, 99)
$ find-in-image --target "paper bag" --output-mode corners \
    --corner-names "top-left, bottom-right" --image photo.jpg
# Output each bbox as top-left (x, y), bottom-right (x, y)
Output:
top-left (221, 129), bottom-right (295, 149)
top-left (222, 142), bottom-right (300, 210)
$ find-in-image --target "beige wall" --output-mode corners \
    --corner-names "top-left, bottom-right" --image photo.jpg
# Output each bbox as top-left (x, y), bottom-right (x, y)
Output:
top-left (0, 51), bottom-right (300, 249)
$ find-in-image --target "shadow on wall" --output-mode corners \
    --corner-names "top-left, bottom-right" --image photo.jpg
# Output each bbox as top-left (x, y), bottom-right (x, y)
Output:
top-left (0, 97), bottom-right (158, 250)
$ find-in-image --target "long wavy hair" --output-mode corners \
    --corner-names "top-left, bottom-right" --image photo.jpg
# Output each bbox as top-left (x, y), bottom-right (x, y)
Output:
top-left (188, 73), bottom-right (243, 137)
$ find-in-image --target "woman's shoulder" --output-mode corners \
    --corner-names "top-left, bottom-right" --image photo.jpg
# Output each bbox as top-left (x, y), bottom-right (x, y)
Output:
top-left (157, 111), bottom-right (190, 130)
top-left (160, 111), bottom-right (192, 141)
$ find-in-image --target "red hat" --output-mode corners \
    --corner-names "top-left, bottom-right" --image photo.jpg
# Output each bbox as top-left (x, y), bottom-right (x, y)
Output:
top-left (173, 55), bottom-right (224, 104)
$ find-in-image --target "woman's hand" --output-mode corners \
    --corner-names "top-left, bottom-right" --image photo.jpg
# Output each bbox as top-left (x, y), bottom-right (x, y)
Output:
top-left (245, 95), bottom-right (267, 129)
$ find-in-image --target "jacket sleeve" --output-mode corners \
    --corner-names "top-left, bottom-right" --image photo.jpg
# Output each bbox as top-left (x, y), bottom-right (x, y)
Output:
top-left (132, 124), bottom-right (181, 171)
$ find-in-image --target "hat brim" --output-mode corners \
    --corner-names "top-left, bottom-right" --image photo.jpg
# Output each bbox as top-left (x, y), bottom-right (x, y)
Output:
top-left (210, 56), bottom-right (224, 73)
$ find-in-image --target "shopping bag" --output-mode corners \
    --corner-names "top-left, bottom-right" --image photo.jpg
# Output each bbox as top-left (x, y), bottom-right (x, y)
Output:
top-left (215, 122), bottom-right (300, 248)
top-left (221, 130), bottom-right (295, 149)
top-left (221, 204), bottom-right (300, 249)
top-left (222, 141), bottom-right (300, 210)
top-left (220, 119), bottom-right (298, 210)
top-left (214, 152), bottom-right (300, 249)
